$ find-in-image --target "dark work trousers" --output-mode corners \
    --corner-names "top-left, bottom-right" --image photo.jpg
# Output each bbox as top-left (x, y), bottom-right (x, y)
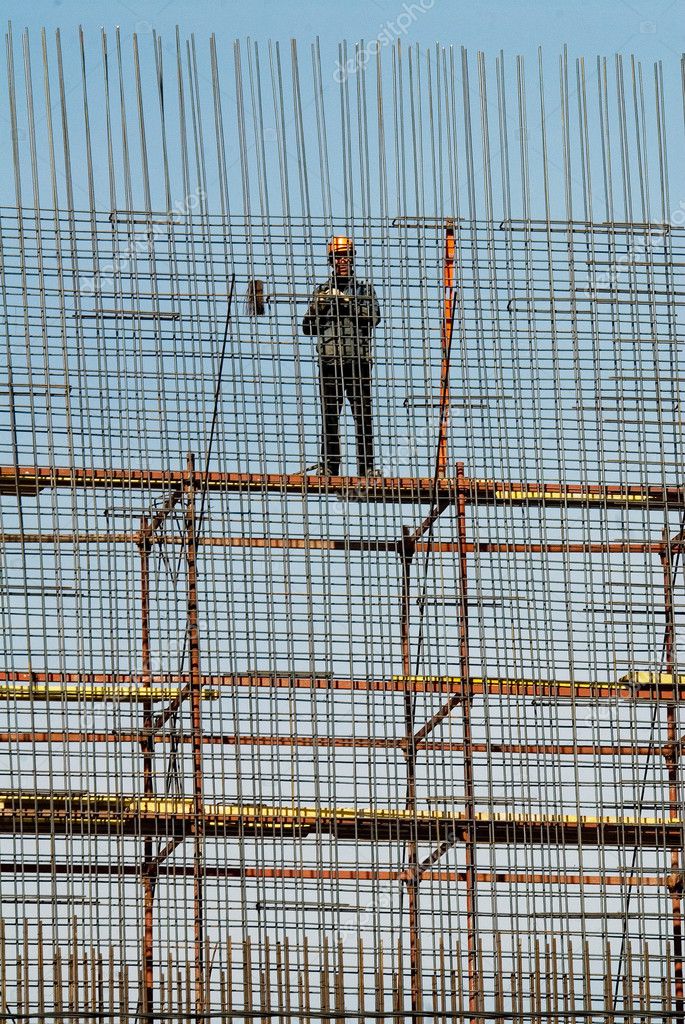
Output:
top-left (318, 356), bottom-right (374, 475)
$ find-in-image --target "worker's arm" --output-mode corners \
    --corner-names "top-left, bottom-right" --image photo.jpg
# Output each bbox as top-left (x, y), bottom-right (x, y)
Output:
top-left (355, 283), bottom-right (381, 330)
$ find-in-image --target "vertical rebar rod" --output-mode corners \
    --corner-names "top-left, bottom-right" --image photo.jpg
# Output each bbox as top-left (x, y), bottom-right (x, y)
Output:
top-left (662, 540), bottom-right (685, 1023)
top-left (456, 461), bottom-right (479, 1016)
top-left (436, 223), bottom-right (456, 478)
top-left (185, 453), bottom-right (205, 1016)
top-left (400, 526), bottom-right (421, 1017)
top-left (139, 519), bottom-right (155, 1021)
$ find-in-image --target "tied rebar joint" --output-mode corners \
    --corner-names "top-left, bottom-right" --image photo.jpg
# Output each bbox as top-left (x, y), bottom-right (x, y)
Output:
top-left (667, 872), bottom-right (685, 895)
top-left (400, 526), bottom-right (416, 562)
top-left (663, 742), bottom-right (681, 769)
top-left (401, 733), bottom-right (418, 766)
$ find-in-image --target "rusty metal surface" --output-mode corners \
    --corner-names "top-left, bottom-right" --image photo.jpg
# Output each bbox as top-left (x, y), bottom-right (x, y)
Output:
top-left (2, 463), bottom-right (685, 509)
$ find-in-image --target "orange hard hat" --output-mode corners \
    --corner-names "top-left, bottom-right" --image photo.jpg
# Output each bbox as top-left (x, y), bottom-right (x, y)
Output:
top-left (327, 235), bottom-right (355, 258)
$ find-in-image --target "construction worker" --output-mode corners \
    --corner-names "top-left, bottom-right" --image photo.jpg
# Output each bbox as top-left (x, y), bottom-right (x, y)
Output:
top-left (302, 236), bottom-right (381, 477)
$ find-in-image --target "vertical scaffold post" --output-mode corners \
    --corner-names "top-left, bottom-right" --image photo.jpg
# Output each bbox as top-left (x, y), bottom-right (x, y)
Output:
top-left (138, 518), bottom-right (155, 1020)
top-left (400, 526), bottom-right (421, 1017)
top-left (457, 462), bottom-right (479, 1015)
top-left (185, 453), bottom-right (205, 1016)
top-left (662, 536), bottom-right (685, 1022)
top-left (437, 222), bottom-right (456, 478)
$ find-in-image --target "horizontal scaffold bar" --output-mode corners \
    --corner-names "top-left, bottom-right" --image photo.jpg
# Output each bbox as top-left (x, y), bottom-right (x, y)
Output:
top-left (0, 682), bottom-right (219, 703)
top-left (0, 856), bottom-right (667, 888)
top-left (0, 729), bottom-right (657, 759)
top-left (1, 670), bottom-right (683, 703)
top-left (0, 792), bottom-right (684, 849)
top-left (0, 857), bottom-right (668, 889)
top-left (1, 465), bottom-right (684, 511)
top-left (0, 530), bottom-right (670, 556)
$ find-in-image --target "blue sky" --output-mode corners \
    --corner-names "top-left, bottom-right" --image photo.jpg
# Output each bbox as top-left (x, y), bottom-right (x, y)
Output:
top-left (2, 0), bottom-right (684, 218)
top-left (3, 0), bottom-right (685, 64)
top-left (3, 1), bottom-right (685, 221)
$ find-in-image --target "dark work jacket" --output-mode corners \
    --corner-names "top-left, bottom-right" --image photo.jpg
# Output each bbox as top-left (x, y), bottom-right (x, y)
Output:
top-left (301, 276), bottom-right (381, 362)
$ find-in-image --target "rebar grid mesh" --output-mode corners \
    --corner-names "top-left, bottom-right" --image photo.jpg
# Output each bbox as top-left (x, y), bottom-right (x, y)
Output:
top-left (1, 26), bottom-right (685, 1021)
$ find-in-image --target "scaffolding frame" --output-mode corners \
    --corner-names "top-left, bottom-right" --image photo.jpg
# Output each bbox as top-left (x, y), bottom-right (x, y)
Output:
top-left (3, 209), bottom-right (685, 1011)
top-left (3, 453), bottom-right (685, 1017)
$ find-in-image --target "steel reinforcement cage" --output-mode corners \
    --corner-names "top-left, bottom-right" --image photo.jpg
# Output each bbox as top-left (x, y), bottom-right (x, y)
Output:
top-left (2, 28), bottom-right (685, 1022)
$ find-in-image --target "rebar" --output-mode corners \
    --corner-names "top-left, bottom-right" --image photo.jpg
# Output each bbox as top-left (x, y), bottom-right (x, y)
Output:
top-left (1, 26), bottom-right (685, 1022)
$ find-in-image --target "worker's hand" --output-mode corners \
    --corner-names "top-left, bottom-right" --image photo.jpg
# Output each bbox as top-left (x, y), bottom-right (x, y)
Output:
top-left (317, 291), bottom-right (351, 312)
